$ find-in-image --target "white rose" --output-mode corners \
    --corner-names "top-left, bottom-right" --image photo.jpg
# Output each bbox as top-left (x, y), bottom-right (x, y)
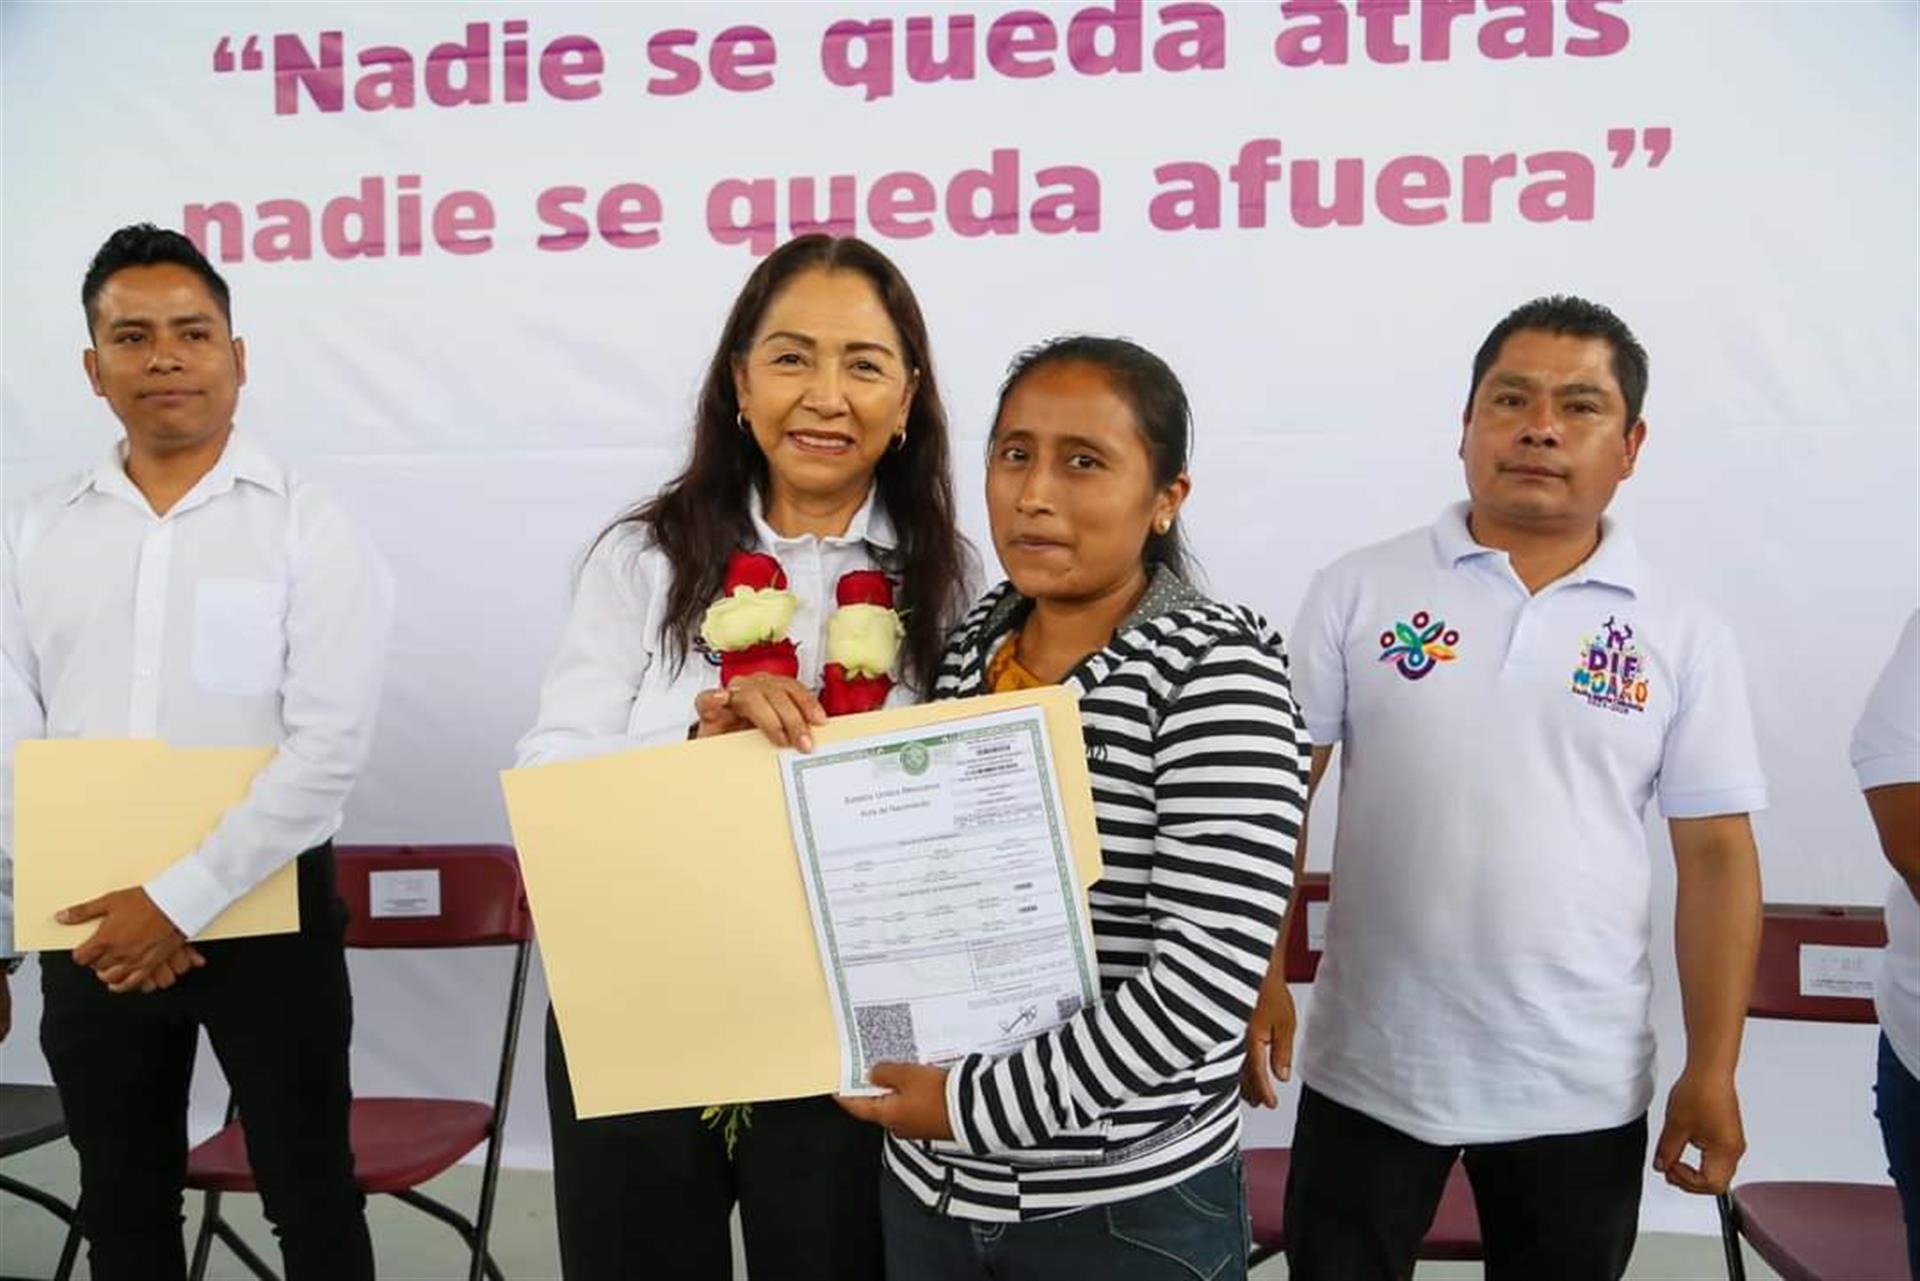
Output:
top-left (827, 603), bottom-right (904, 677)
top-left (700, 586), bottom-right (799, 651)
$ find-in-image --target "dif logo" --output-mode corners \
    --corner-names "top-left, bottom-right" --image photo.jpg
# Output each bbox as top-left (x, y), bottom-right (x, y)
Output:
top-left (1571, 615), bottom-right (1649, 714)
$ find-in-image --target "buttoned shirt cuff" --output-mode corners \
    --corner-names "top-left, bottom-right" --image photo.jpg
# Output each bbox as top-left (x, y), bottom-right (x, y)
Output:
top-left (144, 853), bottom-right (233, 940)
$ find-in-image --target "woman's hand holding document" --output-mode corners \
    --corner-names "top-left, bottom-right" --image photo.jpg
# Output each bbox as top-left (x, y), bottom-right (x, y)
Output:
top-left (499, 687), bottom-right (1102, 1119)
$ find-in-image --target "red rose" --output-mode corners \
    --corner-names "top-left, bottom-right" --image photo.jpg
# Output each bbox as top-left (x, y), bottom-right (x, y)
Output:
top-left (724, 550), bottom-right (788, 594)
top-left (835, 569), bottom-right (894, 609)
top-left (820, 664), bottom-right (891, 716)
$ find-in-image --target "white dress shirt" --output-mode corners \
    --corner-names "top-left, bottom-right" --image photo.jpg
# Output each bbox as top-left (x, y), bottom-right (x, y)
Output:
top-left (517, 490), bottom-right (924, 768)
top-left (1, 433), bottom-right (393, 952)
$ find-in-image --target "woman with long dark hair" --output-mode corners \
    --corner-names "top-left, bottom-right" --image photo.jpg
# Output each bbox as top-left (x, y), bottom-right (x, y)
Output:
top-left (518, 235), bottom-right (974, 1280)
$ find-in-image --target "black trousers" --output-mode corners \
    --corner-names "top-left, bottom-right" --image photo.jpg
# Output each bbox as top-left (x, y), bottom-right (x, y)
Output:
top-left (544, 1006), bottom-right (884, 1281)
top-left (38, 844), bottom-right (372, 1281)
top-left (1284, 1085), bottom-right (1647, 1281)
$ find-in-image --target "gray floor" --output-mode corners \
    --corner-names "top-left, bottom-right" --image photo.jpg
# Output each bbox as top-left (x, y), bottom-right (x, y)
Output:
top-left (1, 1141), bottom-right (1781, 1281)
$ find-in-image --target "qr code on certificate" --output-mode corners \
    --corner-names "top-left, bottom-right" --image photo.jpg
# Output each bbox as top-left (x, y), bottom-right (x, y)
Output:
top-left (1056, 995), bottom-right (1083, 1023)
top-left (856, 1002), bottom-right (920, 1066)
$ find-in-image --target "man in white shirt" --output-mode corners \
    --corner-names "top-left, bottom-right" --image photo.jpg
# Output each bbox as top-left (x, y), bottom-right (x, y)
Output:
top-left (0, 224), bottom-right (391, 1281)
top-left (1242, 296), bottom-right (1767, 1280)
top-left (1852, 610), bottom-right (1920, 1280)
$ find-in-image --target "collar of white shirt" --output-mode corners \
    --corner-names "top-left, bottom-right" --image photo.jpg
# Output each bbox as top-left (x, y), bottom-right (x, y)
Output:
top-left (66, 431), bottom-right (288, 517)
top-left (1429, 500), bottom-right (1640, 597)
top-left (747, 484), bottom-right (897, 552)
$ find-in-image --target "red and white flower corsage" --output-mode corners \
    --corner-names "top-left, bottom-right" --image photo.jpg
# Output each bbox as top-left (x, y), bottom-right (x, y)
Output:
top-left (699, 551), bottom-right (801, 686)
top-left (699, 551), bottom-right (903, 714)
top-left (821, 569), bottom-right (902, 715)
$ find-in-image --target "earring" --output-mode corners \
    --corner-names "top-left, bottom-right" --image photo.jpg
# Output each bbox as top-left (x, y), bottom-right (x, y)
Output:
top-left (736, 411), bottom-right (751, 434)
top-left (890, 430), bottom-right (907, 453)
top-left (1155, 519), bottom-right (1171, 535)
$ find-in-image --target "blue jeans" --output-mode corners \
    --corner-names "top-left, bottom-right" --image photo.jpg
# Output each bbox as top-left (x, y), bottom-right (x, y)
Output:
top-left (880, 1155), bottom-right (1250, 1280)
top-left (1876, 1033), bottom-right (1920, 1281)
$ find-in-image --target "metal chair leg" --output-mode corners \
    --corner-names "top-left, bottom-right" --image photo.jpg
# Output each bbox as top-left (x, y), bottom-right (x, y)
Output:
top-left (0, 1171), bottom-right (78, 1223)
top-left (470, 941), bottom-right (532, 1281)
top-left (390, 1188), bottom-right (505, 1281)
top-left (187, 1189), bottom-right (222, 1281)
top-left (1716, 1191), bottom-right (1749, 1281)
top-left (470, 1144), bottom-right (506, 1281)
top-left (0, 1170), bottom-right (84, 1281)
top-left (51, 1214), bottom-right (83, 1281)
top-left (187, 1188), bottom-right (282, 1281)
top-left (215, 1216), bottom-right (281, 1281)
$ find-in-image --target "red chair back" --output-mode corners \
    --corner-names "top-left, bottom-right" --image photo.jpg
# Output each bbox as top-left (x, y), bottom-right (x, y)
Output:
top-left (333, 844), bottom-right (531, 949)
top-left (1748, 902), bottom-right (1887, 1023)
top-left (1284, 872), bottom-right (1332, 984)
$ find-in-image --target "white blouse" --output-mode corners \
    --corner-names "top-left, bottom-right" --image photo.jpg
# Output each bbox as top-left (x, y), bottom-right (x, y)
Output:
top-left (516, 490), bottom-right (921, 768)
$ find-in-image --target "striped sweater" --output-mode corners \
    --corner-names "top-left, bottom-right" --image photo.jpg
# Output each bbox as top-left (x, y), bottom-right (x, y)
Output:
top-left (885, 570), bottom-right (1306, 1221)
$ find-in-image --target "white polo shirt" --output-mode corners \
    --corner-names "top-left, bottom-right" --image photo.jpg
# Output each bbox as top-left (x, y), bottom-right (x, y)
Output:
top-left (1850, 609), bottom-right (1920, 1080)
top-left (1294, 503), bottom-right (1768, 1145)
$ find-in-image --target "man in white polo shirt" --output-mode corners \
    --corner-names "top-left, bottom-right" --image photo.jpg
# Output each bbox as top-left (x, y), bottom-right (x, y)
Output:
top-left (1852, 610), bottom-right (1920, 1279)
top-left (1243, 296), bottom-right (1767, 1280)
top-left (0, 224), bottom-right (390, 1281)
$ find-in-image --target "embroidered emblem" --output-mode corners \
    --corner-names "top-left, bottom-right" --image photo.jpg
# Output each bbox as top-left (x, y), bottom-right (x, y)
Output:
top-left (1571, 614), bottom-right (1650, 714)
top-left (1377, 611), bottom-right (1460, 681)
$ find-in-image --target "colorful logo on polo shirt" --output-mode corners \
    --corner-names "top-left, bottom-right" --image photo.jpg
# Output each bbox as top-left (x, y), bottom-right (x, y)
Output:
top-left (1571, 615), bottom-right (1650, 714)
top-left (1377, 611), bottom-right (1460, 681)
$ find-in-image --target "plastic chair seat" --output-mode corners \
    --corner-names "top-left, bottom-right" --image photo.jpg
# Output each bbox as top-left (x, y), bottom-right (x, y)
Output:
top-left (1732, 1181), bottom-right (1909, 1281)
top-left (187, 1097), bottom-right (495, 1195)
top-left (1245, 1146), bottom-right (1484, 1261)
top-left (0, 1084), bottom-right (68, 1158)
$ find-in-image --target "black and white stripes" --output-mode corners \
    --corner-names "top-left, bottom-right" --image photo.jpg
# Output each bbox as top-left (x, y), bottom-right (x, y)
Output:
top-left (884, 573), bottom-right (1306, 1221)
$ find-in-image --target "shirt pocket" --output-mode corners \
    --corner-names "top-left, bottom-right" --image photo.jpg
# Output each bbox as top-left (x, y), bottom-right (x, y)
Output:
top-left (192, 578), bottom-right (287, 696)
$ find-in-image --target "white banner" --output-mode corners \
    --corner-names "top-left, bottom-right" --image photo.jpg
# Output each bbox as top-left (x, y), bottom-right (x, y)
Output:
top-left (3, 1), bottom-right (1915, 1234)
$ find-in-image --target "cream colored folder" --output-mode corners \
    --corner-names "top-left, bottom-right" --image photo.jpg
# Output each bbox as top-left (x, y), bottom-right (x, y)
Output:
top-left (12, 740), bottom-right (296, 949)
top-left (500, 686), bottom-right (1103, 1118)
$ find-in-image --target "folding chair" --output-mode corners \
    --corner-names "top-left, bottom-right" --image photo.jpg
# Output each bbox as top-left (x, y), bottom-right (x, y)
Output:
top-left (184, 844), bottom-right (533, 1281)
top-left (1244, 872), bottom-right (1485, 1268)
top-left (0, 1083), bottom-right (83, 1281)
top-left (1717, 902), bottom-right (1908, 1281)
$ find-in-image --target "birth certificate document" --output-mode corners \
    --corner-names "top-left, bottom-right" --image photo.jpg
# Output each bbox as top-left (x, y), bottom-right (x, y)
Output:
top-left (780, 704), bottom-right (1101, 1092)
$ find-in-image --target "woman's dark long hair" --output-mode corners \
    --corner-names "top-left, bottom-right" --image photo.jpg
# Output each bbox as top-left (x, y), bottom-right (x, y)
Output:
top-left (609, 235), bottom-right (969, 695)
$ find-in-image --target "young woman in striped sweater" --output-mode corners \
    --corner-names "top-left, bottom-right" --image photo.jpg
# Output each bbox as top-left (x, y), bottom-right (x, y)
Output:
top-left (838, 337), bottom-right (1307, 1278)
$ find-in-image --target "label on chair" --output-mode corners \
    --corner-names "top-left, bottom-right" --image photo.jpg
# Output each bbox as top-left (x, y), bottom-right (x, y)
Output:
top-left (368, 869), bottom-right (442, 918)
top-left (1306, 900), bottom-right (1329, 954)
top-left (1798, 944), bottom-right (1883, 998)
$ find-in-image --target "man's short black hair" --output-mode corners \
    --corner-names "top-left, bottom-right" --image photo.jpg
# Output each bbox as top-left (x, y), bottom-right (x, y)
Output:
top-left (82, 223), bottom-right (232, 338)
top-left (1467, 295), bottom-right (1649, 429)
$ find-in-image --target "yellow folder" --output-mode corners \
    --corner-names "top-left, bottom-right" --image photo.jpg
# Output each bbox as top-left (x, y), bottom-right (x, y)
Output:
top-left (500, 686), bottom-right (1103, 1118)
top-left (12, 740), bottom-right (296, 950)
